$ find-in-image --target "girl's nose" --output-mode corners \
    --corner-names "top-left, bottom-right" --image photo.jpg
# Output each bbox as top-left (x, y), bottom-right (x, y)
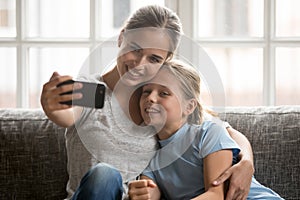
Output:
top-left (146, 91), bottom-right (157, 103)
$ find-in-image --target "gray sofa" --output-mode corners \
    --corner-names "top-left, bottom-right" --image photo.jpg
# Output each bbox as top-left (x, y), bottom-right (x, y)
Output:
top-left (0, 106), bottom-right (299, 199)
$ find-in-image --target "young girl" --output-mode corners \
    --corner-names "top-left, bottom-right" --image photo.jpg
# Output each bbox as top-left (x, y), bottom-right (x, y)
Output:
top-left (128, 60), bottom-right (283, 200)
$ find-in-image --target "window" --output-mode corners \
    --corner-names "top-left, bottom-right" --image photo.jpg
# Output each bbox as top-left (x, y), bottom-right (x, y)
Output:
top-left (0, 0), bottom-right (299, 108)
top-left (189, 0), bottom-right (300, 106)
top-left (0, 0), bottom-right (164, 108)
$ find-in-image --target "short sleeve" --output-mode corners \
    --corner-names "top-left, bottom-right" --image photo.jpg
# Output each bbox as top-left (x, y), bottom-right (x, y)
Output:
top-left (141, 166), bottom-right (155, 182)
top-left (199, 122), bottom-right (240, 159)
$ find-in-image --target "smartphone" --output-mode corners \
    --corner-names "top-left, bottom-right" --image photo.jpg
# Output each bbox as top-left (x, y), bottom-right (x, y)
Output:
top-left (57, 79), bottom-right (106, 109)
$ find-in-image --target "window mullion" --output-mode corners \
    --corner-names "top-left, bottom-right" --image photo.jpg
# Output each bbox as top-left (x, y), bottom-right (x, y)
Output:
top-left (164, 0), bottom-right (179, 17)
top-left (263, 0), bottom-right (276, 106)
top-left (90, 0), bottom-right (96, 43)
top-left (89, 0), bottom-right (98, 75)
top-left (16, 0), bottom-right (29, 108)
top-left (177, 0), bottom-right (193, 38)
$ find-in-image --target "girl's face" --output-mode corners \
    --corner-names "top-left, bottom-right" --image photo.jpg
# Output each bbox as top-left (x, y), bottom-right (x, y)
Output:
top-left (117, 29), bottom-right (170, 86)
top-left (139, 68), bottom-right (191, 135)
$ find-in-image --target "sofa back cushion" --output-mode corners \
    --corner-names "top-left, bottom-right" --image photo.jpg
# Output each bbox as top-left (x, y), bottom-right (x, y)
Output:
top-left (219, 106), bottom-right (300, 200)
top-left (0, 109), bottom-right (68, 200)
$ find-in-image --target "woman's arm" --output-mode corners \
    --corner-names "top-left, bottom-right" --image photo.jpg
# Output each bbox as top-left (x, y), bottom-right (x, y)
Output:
top-left (191, 149), bottom-right (233, 200)
top-left (213, 127), bottom-right (254, 200)
top-left (128, 175), bottom-right (161, 200)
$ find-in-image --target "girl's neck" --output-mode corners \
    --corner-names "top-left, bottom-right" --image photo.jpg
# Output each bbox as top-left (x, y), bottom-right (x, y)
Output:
top-left (156, 121), bottom-right (186, 140)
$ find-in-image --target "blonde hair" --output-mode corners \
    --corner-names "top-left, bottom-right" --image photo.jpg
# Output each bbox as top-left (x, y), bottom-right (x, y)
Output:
top-left (161, 60), bottom-right (204, 124)
top-left (123, 5), bottom-right (183, 59)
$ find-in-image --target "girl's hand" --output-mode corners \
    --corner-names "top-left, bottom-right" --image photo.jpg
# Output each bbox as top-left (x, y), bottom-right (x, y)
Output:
top-left (128, 179), bottom-right (159, 200)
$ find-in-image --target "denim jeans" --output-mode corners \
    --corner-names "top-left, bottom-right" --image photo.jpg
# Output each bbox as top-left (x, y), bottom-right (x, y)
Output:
top-left (72, 163), bottom-right (124, 200)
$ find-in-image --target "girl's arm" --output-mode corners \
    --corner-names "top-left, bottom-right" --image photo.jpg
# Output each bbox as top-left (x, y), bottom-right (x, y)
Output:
top-left (191, 149), bottom-right (233, 200)
top-left (128, 175), bottom-right (161, 200)
top-left (213, 127), bottom-right (254, 200)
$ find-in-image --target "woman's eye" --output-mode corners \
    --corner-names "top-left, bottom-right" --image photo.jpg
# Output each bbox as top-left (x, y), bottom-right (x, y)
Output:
top-left (130, 45), bottom-right (141, 53)
top-left (149, 56), bottom-right (160, 63)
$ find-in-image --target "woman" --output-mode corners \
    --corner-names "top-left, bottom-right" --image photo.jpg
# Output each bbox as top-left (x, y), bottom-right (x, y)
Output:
top-left (40, 5), bottom-right (254, 200)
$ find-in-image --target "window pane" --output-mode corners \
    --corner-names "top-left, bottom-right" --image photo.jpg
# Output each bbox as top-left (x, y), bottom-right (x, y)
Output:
top-left (29, 47), bottom-right (89, 108)
top-left (87, 43), bottom-right (119, 75)
top-left (276, 0), bottom-right (300, 37)
top-left (98, 0), bottom-right (165, 38)
top-left (0, 0), bottom-right (16, 37)
top-left (202, 47), bottom-right (263, 106)
top-left (276, 48), bottom-right (300, 105)
top-left (0, 47), bottom-right (16, 107)
top-left (196, 0), bottom-right (263, 38)
top-left (26, 0), bottom-right (89, 38)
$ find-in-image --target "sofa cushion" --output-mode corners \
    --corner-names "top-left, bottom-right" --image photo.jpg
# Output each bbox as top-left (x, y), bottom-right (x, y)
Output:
top-left (0, 109), bottom-right (68, 200)
top-left (219, 106), bottom-right (300, 200)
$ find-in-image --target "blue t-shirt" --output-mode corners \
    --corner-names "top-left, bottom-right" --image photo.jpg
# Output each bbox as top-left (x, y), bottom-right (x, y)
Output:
top-left (142, 121), bottom-right (240, 199)
top-left (142, 121), bottom-right (283, 200)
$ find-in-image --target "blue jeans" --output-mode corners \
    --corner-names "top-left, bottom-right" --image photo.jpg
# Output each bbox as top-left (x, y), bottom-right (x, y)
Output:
top-left (72, 163), bottom-right (124, 200)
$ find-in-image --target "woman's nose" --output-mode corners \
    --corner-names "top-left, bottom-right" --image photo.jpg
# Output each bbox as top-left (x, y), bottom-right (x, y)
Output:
top-left (127, 56), bottom-right (146, 70)
top-left (134, 55), bottom-right (148, 68)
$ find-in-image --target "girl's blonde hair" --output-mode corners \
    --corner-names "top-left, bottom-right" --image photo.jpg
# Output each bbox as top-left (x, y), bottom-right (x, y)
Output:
top-left (161, 60), bottom-right (204, 124)
top-left (123, 5), bottom-right (183, 59)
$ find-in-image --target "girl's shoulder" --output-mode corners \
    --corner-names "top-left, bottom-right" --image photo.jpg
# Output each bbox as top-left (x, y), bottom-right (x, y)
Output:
top-left (190, 120), bottom-right (225, 132)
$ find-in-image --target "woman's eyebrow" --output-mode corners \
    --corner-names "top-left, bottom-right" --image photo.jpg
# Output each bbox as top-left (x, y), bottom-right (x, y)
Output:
top-left (131, 42), bottom-right (142, 49)
top-left (131, 42), bottom-right (164, 61)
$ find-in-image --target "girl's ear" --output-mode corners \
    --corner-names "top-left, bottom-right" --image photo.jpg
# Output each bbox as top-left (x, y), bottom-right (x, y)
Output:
top-left (118, 29), bottom-right (125, 47)
top-left (184, 98), bottom-right (197, 116)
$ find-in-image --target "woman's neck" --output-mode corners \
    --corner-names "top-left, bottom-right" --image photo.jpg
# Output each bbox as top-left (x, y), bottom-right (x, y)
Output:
top-left (102, 67), bottom-right (143, 125)
top-left (102, 67), bottom-right (120, 91)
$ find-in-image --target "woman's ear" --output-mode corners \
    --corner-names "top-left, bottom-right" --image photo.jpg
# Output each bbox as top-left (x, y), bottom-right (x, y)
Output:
top-left (184, 98), bottom-right (197, 116)
top-left (118, 29), bottom-right (125, 47)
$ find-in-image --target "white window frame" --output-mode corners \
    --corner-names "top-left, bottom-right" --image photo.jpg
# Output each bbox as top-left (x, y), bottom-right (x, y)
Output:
top-left (179, 0), bottom-right (300, 106)
top-left (13, 0), bottom-right (95, 107)
top-left (8, 0), bottom-right (178, 108)
top-left (4, 0), bottom-right (300, 107)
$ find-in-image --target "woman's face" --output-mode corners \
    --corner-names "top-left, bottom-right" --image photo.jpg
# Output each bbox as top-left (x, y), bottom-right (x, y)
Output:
top-left (117, 29), bottom-right (170, 86)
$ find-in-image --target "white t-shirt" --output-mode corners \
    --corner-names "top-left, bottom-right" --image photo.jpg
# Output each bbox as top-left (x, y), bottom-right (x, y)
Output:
top-left (64, 74), bottom-right (158, 199)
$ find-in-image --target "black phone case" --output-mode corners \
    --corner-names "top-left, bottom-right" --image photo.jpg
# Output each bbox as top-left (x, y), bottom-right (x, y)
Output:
top-left (57, 80), bottom-right (106, 109)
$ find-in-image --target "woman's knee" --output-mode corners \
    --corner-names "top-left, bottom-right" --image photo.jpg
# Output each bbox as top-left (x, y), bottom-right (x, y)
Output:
top-left (72, 163), bottom-right (123, 200)
top-left (90, 163), bottom-right (122, 184)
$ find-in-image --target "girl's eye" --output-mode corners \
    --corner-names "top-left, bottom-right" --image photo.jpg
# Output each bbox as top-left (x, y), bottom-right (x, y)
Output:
top-left (142, 89), bottom-right (151, 95)
top-left (160, 91), bottom-right (170, 96)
